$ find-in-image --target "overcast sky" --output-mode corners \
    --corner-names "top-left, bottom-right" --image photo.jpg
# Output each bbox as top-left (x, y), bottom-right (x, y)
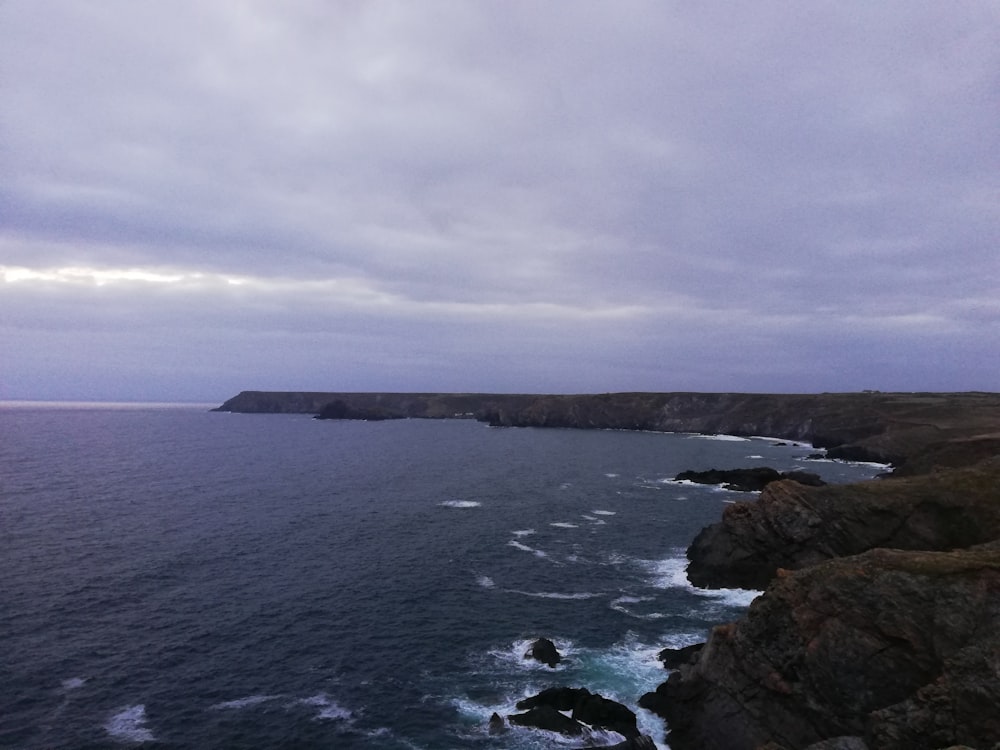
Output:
top-left (2, 1), bottom-right (998, 402)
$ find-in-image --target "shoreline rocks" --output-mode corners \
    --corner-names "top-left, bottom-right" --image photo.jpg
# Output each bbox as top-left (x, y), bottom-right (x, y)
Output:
top-left (675, 467), bottom-right (825, 492)
top-left (685, 458), bottom-right (1000, 590)
top-left (643, 544), bottom-right (1000, 750)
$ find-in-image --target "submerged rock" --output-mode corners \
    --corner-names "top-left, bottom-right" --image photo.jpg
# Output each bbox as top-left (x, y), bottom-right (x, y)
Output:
top-left (648, 545), bottom-right (1000, 750)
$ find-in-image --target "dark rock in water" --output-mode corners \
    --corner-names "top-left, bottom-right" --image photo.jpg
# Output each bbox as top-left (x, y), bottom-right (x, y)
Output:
top-left (650, 545), bottom-right (1000, 750)
top-left (487, 712), bottom-right (506, 734)
top-left (686, 458), bottom-right (1000, 590)
top-left (525, 637), bottom-right (562, 667)
top-left (515, 687), bottom-right (639, 738)
top-left (516, 686), bottom-right (589, 712)
top-left (674, 467), bottom-right (825, 492)
top-left (675, 466), bottom-right (826, 492)
top-left (572, 692), bottom-right (639, 738)
top-left (675, 467), bottom-right (783, 491)
top-left (508, 705), bottom-right (585, 735)
top-left (656, 642), bottom-right (704, 669)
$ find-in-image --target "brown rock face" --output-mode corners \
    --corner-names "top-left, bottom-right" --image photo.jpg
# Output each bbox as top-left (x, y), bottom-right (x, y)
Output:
top-left (686, 458), bottom-right (1000, 590)
top-left (651, 545), bottom-right (1000, 750)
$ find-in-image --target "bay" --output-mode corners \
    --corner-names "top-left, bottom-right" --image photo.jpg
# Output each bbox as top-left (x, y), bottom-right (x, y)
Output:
top-left (0, 404), bottom-right (884, 749)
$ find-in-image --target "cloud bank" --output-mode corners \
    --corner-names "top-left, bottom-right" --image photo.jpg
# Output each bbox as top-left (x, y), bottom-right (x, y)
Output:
top-left (2, 1), bottom-right (998, 400)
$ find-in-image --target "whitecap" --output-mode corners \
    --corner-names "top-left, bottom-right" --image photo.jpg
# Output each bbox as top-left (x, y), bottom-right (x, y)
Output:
top-left (687, 433), bottom-right (750, 442)
top-left (210, 694), bottom-right (280, 710)
top-left (550, 522), bottom-right (578, 529)
top-left (105, 704), bottom-right (155, 743)
top-left (507, 590), bottom-right (603, 600)
top-left (61, 677), bottom-right (86, 690)
top-left (477, 575), bottom-right (495, 589)
top-left (439, 500), bottom-right (481, 508)
top-left (605, 473), bottom-right (619, 478)
top-left (486, 637), bottom-right (578, 670)
top-left (507, 540), bottom-right (547, 558)
top-left (592, 510), bottom-right (616, 516)
top-left (746, 454), bottom-right (764, 459)
top-left (511, 529), bottom-right (536, 537)
top-left (581, 515), bottom-right (598, 521)
top-left (299, 693), bottom-right (352, 721)
top-left (639, 552), bottom-right (762, 608)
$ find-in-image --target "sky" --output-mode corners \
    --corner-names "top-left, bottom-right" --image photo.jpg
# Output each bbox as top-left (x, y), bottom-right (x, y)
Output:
top-left (2, 1), bottom-right (998, 402)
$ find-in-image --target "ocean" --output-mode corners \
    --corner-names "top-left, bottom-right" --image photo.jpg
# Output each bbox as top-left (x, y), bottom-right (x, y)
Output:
top-left (0, 403), bottom-right (886, 749)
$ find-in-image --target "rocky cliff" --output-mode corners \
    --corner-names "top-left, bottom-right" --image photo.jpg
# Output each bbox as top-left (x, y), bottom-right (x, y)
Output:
top-left (216, 391), bottom-right (1000, 471)
top-left (643, 544), bottom-right (1000, 750)
top-left (686, 457), bottom-right (1000, 590)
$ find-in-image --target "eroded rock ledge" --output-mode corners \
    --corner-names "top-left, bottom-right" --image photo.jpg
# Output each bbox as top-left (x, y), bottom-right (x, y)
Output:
top-left (642, 544), bottom-right (1000, 750)
top-left (686, 457), bottom-right (1000, 590)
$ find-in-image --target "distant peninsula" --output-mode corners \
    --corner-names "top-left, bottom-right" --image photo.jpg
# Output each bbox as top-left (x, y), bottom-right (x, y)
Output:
top-left (214, 389), bottom-right (1000, 748)
top-left (214, 390), bottom-right (1000, 472)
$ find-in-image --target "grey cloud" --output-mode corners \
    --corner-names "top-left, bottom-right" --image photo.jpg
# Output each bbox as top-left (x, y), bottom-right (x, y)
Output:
top-left (2, 1), bottom-right (998, 399)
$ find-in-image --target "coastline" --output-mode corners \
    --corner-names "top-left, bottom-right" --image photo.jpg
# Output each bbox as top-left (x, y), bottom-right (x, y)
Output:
top-left (213, 390), bottom-right (1000, 748)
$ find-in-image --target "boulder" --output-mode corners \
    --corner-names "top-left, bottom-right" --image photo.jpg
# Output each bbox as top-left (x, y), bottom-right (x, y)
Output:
top-left (515, 687), bottom-right (639, 738)
top-left (686, 458), bottom-right (1000, 590)
top-left (524, 637), bottom-right (562, 667)
top-left (508, 705), bottom-right (585, 735)
top-left (649, 545), bottom-right (1000, 750)
top-left (487, 712), bottom-right (506, 734)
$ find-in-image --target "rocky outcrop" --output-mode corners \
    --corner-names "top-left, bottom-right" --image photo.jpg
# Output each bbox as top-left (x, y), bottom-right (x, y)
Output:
top-left (512, 687), bottom-right (640, 738)
top-left (524, 637), bottom-right (562, 667)
top-left (656, 642), bottom-right (704, 669)
top-left (645, 545), bottom-right (1000, 750)
top-left (686, 458), bottom-right (1000, 590)
top-left (675, 467), bottom-right (825, 492)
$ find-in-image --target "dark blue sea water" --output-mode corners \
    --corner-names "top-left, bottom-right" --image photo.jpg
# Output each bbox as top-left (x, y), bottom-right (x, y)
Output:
top-left (0, 403), bottom-right (886, 749)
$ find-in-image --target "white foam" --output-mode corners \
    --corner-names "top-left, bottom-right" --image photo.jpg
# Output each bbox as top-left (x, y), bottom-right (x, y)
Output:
top-left (210, 694), bottom-right (280, 710)
top-left (507, 590), bottom-right (604, 600)
top-left (746, 454), bottom-right (764, 459)
top-left (581, 515), bottom-right (598, 521)
top-left (299, 693), bottom-right (352, 721)
top-left (477, 575), bottom-right (495, 589)
top-left (550, 522), bottom-right (578, 528)
top-left (61, 677), bottom-right (86, 690)
top-left (592, 510), bottom-right (617, 516)
top-left (605, 473), bottom-right (619, 478)
top-left (439, 500), bottom-right (481, 508)
top-left (105, 704), bottom-right (155, 743)
top-left (507, 540), bottom-right (547, 558)
top-left (640, 553), bottom-right (762, 608)
top-left (609, 595), bottom-right (667, 620)
top-left (688, 433), bottom-right (749, 442)
top-left (511, 529), bottom-right (536, 537)
top-left (487, 637), bottom-right (578, 671)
